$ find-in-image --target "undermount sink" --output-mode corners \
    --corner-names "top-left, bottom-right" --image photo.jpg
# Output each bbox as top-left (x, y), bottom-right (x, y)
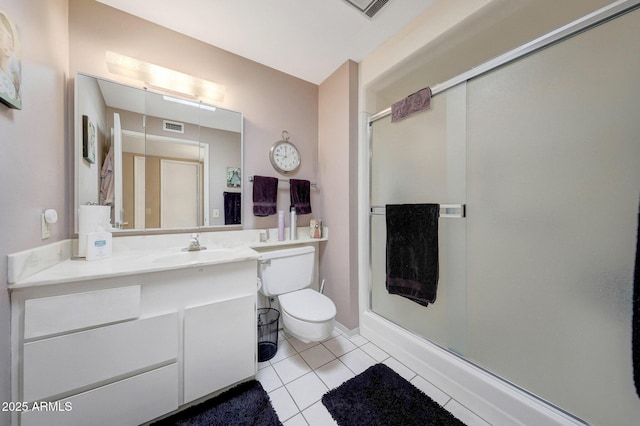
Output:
top-left (152, 249), bottom-right (234, 266)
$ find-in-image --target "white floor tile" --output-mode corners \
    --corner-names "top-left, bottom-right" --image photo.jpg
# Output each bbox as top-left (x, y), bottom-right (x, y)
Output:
top-left (339, 348), bottom-right (377, 375)
top-left (410, 375), bottom-right (451, 406)
top-left (285, 372), bottom-right (328, 411)
top-left (269, 386), bottom-right (299, 422)
top-left (359, 341), bottom-right (389, 362)
top-left (444, 400), bottom-right (491, 426)
top-left (269, 339), bottom-right (297, 363)
top-left (256, 327), bottom-right (490, 426)
top-left (299, 344), bottom-right (336, 370)
top-left (383, 357), bottom-right (416, 381)
top-left (323, 335), bottom-right (357, 357)
top-left (315, 359), bottom-right (355, 390)
top-left (256, 365), bottom-right (283, 393)
top-left (347, 334), bottom-right (369, 347)
top-left (302, 400), bottom-right (339, 426)
top-left (272, 354), bottom-right (312, 384)
top-left (283, 413), bottom-right (309, 426)
top-left (287, 336), bottom-right (319, 353)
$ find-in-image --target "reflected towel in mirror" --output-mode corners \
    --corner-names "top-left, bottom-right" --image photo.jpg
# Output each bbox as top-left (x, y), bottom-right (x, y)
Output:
top-left (224, 192), bottom-right (241, 225)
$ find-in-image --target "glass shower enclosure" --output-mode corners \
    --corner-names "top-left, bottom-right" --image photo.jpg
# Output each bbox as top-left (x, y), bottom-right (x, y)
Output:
top-left (368, 6), bottom-right (640, 425)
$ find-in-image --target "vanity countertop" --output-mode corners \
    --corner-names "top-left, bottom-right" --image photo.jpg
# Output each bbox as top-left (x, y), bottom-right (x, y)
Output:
top-left (8, 246), bottom-right (261, 289)
top-left (8, 229), bottom-right (327, 290)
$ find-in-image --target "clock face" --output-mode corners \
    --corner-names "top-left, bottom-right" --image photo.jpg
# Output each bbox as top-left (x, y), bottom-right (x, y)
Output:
top-left (270, 141), bottom-right (301, 173)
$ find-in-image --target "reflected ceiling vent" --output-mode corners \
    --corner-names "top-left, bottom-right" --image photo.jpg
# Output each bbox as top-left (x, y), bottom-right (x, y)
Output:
top-left (163, 120), bottom-right (184, 134)
top-left (343, 0), bottom-right (391, 18)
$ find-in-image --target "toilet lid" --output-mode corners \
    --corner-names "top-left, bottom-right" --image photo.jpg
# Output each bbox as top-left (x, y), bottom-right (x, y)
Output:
top-left (279, 289), bottom-right (337, 322)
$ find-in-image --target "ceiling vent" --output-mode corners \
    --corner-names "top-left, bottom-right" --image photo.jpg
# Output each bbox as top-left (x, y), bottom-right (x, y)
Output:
top-left (163, 120), bottom-right (184, 134)
top-left (343, 0), bottom-right (391, 18)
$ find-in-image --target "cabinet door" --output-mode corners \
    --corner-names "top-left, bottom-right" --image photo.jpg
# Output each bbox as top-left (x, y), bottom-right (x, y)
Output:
top-left (184, 295), bottom-right (256, 403)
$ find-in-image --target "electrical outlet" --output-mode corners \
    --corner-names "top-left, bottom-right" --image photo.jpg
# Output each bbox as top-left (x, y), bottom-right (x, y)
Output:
top-left (212, 209), bottom-right (220, 218)
top-left (41, 214), bottom-right (51, 239)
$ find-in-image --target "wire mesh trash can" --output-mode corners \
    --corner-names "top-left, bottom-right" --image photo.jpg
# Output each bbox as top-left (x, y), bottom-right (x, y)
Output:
top-left (257, 308), bottom-right (280, 362)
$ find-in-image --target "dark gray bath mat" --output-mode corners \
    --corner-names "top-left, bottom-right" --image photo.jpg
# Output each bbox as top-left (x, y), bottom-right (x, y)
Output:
top-left (151, 380), bottom-right (282, 426)
top-left (322, 363), bottom-right (466, 426)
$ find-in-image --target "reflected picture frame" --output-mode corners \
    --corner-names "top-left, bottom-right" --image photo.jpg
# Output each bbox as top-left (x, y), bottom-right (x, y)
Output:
top-left (82, 115), bottom-right (96, 164)
top-left (227, 167), bottom-right (241, 188)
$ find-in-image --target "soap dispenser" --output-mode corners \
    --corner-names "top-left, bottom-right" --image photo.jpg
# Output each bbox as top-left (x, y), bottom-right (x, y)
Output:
top-left (289, 206), bottom-right (297, 240)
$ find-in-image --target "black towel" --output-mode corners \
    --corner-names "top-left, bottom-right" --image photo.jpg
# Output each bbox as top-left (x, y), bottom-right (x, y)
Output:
top-left (252, 176), bottom-right (278, 216)
top-left (386, 204), bottom-right (440, 307)
top-left (633, 198), bottom-right (640, 397)
top-left (290, 179), bottom-right (312, 215)
top-left (223, 192), bottom-right (241, 225)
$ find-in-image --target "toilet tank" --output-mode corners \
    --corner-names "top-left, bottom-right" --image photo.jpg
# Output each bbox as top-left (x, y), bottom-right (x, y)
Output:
top-left (257, 246), bottom-right (315, 297)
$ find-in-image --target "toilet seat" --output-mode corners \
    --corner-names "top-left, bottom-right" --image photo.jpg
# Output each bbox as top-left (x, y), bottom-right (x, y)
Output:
top-left (279, 289), bottom-right (336, 322)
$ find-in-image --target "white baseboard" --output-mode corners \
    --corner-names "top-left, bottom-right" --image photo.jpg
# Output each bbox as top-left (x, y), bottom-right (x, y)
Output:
top-left (360, 311), bottom-right (585, 426)
top-left (334, 320), bottom-right (358, 337)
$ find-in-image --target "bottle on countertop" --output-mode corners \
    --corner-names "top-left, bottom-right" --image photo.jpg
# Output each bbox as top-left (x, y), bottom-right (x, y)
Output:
top-left (289, 206), bottom-right (297, 240)
top-left (278, 210), bottom-right (285, 241)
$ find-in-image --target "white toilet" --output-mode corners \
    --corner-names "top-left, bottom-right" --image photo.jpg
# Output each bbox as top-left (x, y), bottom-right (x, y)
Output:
top-left (258, 246), bottom-right (336, 343)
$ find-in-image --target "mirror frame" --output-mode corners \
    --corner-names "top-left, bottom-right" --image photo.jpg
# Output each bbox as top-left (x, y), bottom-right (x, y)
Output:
top-left (73, 72), bottom-right (244, 235)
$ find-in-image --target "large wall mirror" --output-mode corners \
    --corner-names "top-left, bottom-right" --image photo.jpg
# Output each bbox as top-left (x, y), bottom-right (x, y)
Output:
top-left (74, 73), bottom-right (243, 233)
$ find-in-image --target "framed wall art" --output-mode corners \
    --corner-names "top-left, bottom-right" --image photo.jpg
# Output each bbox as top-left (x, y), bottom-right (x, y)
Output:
top-left (0, 9), bottom-right (22, 110)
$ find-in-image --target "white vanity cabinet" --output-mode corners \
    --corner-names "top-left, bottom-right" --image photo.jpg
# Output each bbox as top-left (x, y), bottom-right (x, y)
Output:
top-left (10, 259), bottom-right (257, 426)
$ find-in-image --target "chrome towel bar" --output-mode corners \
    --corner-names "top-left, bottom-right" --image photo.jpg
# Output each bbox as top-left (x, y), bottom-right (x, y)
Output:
top-left (249, 175), bottom-right (318, 188)
top-left (370, 204), bottom-right (466, 218)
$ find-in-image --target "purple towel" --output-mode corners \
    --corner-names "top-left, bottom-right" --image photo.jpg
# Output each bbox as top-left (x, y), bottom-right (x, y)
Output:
top-left (252, 176), bottom-right (278, 216)
top-left (391, 87), bottom-right (432, 123)
top-left (290, 179), bottom-right (312, 215)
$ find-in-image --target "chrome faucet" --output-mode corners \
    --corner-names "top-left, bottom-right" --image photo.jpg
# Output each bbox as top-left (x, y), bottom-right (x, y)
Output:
top-left (185, 233), bottom-right (207, 251)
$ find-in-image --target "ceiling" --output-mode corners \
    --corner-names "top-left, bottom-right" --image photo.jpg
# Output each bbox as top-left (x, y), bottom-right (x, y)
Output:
top-left (95, 0), bottom-right (437, 85)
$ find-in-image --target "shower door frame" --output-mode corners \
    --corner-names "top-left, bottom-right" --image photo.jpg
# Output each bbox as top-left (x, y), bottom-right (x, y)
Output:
top-left (362, 0), bottom-right (640, 424)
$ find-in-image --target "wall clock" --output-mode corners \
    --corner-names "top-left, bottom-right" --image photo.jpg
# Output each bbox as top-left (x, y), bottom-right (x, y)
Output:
top-left (269, 130), bottom-right (301, 174)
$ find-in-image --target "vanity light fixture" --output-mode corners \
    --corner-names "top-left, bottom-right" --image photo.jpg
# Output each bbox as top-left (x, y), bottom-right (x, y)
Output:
top-left (162, 95), bottom-right (217, 112)
top-left (343, 0), bottom-right (390, 18)
top-left (105, 51), bottom-right (225, 103)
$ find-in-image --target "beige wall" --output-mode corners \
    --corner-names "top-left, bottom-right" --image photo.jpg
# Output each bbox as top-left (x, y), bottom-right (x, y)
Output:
top-left (0, 0), bottom-right (69, 424)
top-left (319, 60), bottom-right (359, 329)
top-left (69, 0), bottom-right (319, 231)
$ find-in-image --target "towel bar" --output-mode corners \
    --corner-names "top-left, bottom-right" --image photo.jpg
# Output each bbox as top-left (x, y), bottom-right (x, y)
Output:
top-left (370, 204), bottom-right (466, 218)
top-left (249, 175), bottom-right (318, 188)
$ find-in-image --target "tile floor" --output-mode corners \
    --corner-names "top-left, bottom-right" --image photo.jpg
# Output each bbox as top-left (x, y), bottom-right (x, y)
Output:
top-left (256, 328), bottom-right (491, 425)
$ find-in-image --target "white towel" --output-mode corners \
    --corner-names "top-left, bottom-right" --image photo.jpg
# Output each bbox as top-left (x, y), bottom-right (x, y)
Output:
top-left (99, 145), bottom-right (114, 205)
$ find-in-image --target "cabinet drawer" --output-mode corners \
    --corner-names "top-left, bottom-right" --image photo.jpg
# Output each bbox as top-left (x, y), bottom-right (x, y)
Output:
top-left (24, 285), bottom-right (140, 339)
top-left (23, 312), bottom-right (178, 402)
top-left (20, 363), bottom-right (179, 426)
